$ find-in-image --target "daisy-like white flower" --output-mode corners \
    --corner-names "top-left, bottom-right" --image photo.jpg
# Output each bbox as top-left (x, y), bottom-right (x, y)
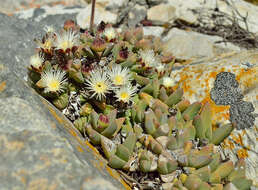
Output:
top-left (44, 25), bottom-right (55, 34)
top-left (37, 36), bottom-right (54, 52)
top-left (108, 65), bottom-right (131, 86)
top-left (162, 76), bottom-right (175, 88)
top-left (30, 53), bottom-right (44, 69)
top-left (139, 49), bottom-right (160, 68)
top-left (103, 27), bottom-right (117, 41)
top-left (55, 30), bottom-right (79, 52)
top-left (86, 68), bottom-right (112, 100)
top-left (156, 63), bottom-right (165, 74)
top-left (41, 69), bottom-right (67, 93)
top-left (115, 84), bottom-right (138, 103)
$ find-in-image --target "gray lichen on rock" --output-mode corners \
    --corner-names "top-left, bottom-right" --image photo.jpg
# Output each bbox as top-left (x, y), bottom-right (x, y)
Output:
top-left (229, 101), bottom-right (255, 130)
top-left (210, 72), bottom-right (256, 129)
top-left (210, 72), bottom-right (243, 105)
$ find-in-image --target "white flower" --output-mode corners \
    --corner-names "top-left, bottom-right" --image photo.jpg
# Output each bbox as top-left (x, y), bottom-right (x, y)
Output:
top-left (37, 36), bottom-right (54, 51)
top-left (103, 27), bottom-right (116, 41)
top-left (156, 63), bottom-right (165, 73)
top-left (162, 77), bottom-right (175, 88)
top-left (41, 69), bottom-right (67, 93)
top-left (55, 30), bottom-right (79, 51)
top-left (115, 84), bottom-right (138, 103)
top-left (139, 49), bottom-right (160, 68)
top-left (44, 25), bottom-right (55, 34)
top-left (86, 68), bottom-right (112, 100)
top-left (108, 65), bottom-right (131, 86)
top-left (30, 53), bottom-right (44, 69)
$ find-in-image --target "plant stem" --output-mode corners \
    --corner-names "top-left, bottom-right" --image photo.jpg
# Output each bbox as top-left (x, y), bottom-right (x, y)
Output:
top-left (90, 0), bottom-right (96, 33)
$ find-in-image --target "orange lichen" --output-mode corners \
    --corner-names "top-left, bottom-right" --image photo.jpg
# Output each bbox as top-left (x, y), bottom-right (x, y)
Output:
top-left (232, 134), bottom-right (244, 147)
top-left (77, 146), bottom-right (84, 153)
top-left (69, 129), bottom-right (77, 137)
top-left (106, 167), bottom-right (131, 190)
top-left (0, 81), bottom-right (6, 93)
top-left (237, 149), bottom-right (249, 159)
top-left (224, 139), bottom-right (235, 149)
top-left (84, 140), bottom-right (99, 155)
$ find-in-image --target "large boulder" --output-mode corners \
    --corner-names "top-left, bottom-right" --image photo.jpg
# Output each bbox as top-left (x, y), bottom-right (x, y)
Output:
top-left (0, 13), bottom-right (129, 190)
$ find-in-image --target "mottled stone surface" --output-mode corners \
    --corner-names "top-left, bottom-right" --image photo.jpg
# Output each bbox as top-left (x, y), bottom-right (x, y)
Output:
top-left (162, 28), bottom-right (241, 60)
top-left (0, 0), bottom-right (86, 15)
top-left (0, 13), bottom-right (129, 190)
top-left (147, 3), bottom-right (176, 22)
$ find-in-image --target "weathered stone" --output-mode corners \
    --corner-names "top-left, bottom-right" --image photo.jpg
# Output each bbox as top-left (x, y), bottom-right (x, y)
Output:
top-left (15, 5), bottom-right (85, 21)
top-left (167, 0), bottom-right (258, 34)
top-left (97, 0), bottom-right (128, 11)
top-left (0, 13), bottom-right (129, 190)
top-left (162, 28), bottom-right (241, 60)
top-left (147, 3), bottom-right (176, 22)
top-left (128, 4), bottom-right (147, 28)
top-left (143, 26), bottom-right (164, 37)
top-left (169, 50), bottom-right (258, 185)
top-left (76, 4), bottom-right (117, 29)
top-left (0, 0), bottom-right (86, 15)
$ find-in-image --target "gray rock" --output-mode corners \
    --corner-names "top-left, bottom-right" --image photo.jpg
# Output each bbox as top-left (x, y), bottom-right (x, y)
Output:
top-left (162, 28), bottom-right (241, 60)
top-left (0, 0), bottom-right (86, 15)
top-left (143, 26), bottom-right (164, 37)
top-left (0, 13), bottom-right (127, 190)
top-left (147, 3), bottom-right (176, 23)
top-left (128, 4), bottom-right (147, 28)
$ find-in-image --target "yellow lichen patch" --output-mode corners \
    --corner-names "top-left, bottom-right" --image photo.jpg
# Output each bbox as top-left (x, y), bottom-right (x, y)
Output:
top-left (236, 68), bottom-right (258, 90)
top-left (45, 102), bottom-right (64, 125)
top-left (106, 167), bottom-right (131, 190)
top-left (84, 140), bottom-right (99, 155)
top-left (223, 139), bottom-right (235, 150)
top-left (77, 145), bottom-right (84, 153)
top-left (27, 178), bottom-right (49, 190)
top-left (0, 81), bottom-right (6, 93)
top-left (13, 169), bottom-right (28, 186)
top-left (0, 135), bottom-right (25, 153)
top-left (69, 129), bottom-right (77, 137)
top-left (92, 160), bottom-right (106, 175)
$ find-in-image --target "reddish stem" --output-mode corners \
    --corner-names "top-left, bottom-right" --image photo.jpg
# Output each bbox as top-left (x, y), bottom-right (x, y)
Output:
top-left (90, 0), bottom-right (96, 33)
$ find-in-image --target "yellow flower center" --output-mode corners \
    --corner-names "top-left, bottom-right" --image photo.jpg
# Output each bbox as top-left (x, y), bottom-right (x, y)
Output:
top-left (114, 75), bottom-right (124, 85)
top-left (48, 80), bottom-right (60, 91)
top-left (120, 92), bottom-right (129, 101)
top-left (60, 41), bottom-right (71, 50)
top-left (44, 40), bottom-right (52, 50)
top-left (95, 82), bottom-right (107, 93)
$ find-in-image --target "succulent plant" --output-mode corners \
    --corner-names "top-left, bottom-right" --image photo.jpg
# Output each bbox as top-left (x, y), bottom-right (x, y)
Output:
top-left (28, 19), bottom-right (253, 190)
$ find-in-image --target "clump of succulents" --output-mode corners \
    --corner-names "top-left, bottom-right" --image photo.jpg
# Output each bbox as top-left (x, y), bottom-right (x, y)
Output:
top-left (28, 20), bottom-right (253, 190)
